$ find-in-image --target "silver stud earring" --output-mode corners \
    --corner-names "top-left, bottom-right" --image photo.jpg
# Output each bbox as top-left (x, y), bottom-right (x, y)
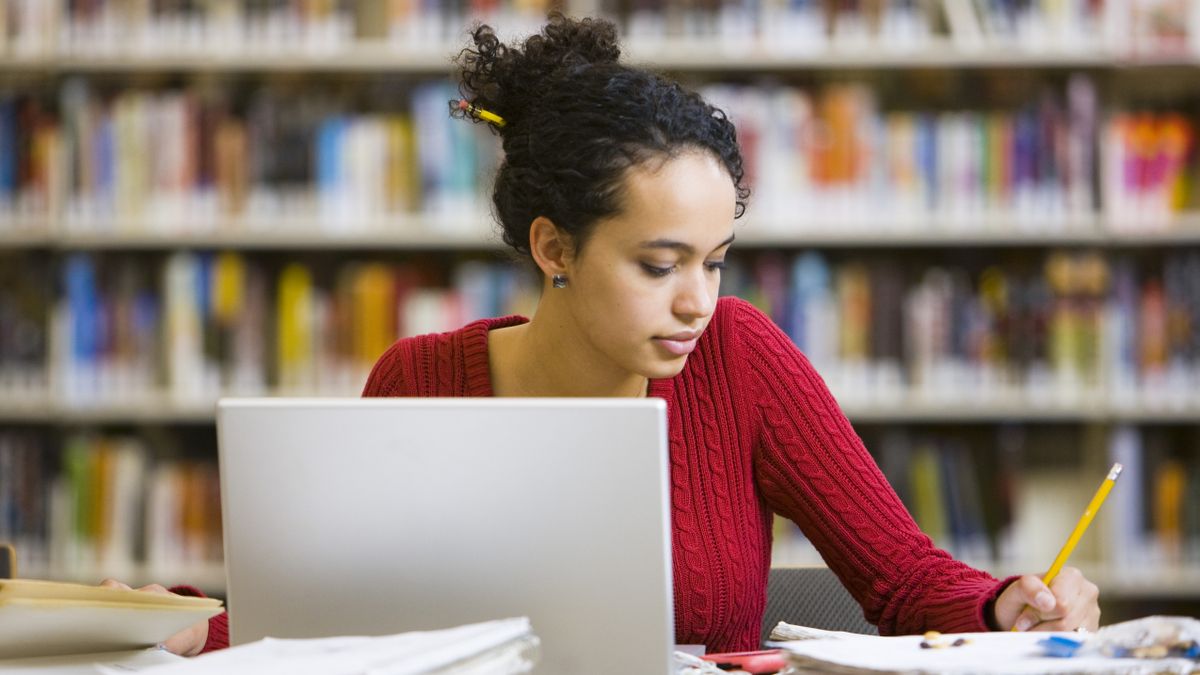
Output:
top-left (552, 274), bottom-right (568, 289)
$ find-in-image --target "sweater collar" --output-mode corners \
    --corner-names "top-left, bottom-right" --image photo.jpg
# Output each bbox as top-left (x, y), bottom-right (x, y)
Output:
top-left (461, 315), bottom-right (674, 400)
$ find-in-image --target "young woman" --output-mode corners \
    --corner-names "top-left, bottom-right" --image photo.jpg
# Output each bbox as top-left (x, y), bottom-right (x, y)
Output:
top-left (125, 13), bottom-right (1100, 656)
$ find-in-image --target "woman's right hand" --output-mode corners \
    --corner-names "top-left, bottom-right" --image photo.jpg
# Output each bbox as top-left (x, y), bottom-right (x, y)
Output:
top-left (99, 579), bottom-right (210, 656)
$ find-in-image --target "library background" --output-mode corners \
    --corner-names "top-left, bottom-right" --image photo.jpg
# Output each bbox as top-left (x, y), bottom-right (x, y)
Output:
top-left (0, 0), bottom-right (1198, 625)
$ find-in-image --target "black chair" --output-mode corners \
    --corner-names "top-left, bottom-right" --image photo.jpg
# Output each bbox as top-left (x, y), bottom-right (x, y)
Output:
top-left (0, 543), bottom-right (13, 579)
top-left (761, 566), bottom-right (878, 643)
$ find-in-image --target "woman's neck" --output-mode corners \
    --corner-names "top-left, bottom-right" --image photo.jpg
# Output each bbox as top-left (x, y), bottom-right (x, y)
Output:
top-left (489, 311), bottom-right (648, 398)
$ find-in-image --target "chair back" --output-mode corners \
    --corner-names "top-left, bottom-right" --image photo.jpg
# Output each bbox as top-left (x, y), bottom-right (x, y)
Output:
top-left (0, 543), bottom-right (14, 579)
top-left (761, 566), bottom-right (878, 643)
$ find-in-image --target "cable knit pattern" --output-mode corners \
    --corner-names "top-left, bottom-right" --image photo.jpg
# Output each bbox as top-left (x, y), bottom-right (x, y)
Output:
top-left (726, 298), bottom-right (1011, 638)
top-left (197, 296), bottom-right (1012, 654)
top-left (362, 296), bottom-right (1018, 650)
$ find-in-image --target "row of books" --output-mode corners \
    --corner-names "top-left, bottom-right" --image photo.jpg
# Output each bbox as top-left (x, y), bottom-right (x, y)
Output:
top-left (0, 431), bottom-right (222, 580)
top-left (722, 249), bottom-right (1200, 407)
top-left (3, 80), bottom-right (496, 230)
top-left (619, 0), bottom-right (1109, 51)
top-left (1109, 424), bottom-right (1200, 569)
top-left (3, 1), bottom-right (1193, 57)
top-left (1104, 111), bottom-right (1198, 228)
top-left (0, 0), bottom-right (556, 55)
top-left (0, 254), bottom-right (48, 392)
top-left (56, 253), bottom-right (538, 404)
top-left (7, 76), bottom-right (1200, 234)
top-left (772, 424), bottom-right (1200, 573)
top-left (0, 248), bottom-right (1190, 408)
top-left (702, 77), bottom-right (1099, 226)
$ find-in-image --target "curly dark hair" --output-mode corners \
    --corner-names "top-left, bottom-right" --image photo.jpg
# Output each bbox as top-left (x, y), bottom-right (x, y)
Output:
top-left (455, 13), bottom-right (749, 257)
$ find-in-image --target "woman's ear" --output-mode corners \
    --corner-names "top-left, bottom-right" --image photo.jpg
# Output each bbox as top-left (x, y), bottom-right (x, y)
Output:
top-left (528, 216), bottom-right (573, 279)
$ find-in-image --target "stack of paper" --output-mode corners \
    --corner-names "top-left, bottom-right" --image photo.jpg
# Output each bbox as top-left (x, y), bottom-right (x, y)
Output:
top-left (776, 628), bottom-right (1198, 674)
top-left (101, 617), bottom-right (539, 675)
top-left (0, 579), bottom-right (223, 659)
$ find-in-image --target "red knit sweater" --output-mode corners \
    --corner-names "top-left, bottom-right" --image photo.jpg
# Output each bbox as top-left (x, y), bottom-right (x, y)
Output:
top-left (360, 296), bottom-right (1010, 651)
top-left (197, 296), bottom-right (1008, 654)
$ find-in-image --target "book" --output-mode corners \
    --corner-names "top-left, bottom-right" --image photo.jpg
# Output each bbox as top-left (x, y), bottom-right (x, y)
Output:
top-left (0, 578), bottom-right (222, 659)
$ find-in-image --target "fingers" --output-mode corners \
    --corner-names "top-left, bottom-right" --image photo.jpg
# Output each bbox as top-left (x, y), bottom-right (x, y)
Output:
top-left (1009, 574), bottom-right (1058, 631)
top-left (100, 579), bottom-right (174, 596)
top-left (160, 619), bottom-right (209, 657)
top-left (1014, 567), bottom-right (1101, 632)
top-left (1029, 568), bottom-right (1101, 632)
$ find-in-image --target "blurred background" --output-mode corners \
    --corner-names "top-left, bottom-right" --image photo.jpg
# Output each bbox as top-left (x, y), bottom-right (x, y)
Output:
top-left (0, 0), bottom-right (1198, 625)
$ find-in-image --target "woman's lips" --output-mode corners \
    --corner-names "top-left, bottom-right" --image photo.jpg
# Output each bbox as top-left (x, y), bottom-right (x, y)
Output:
top-left (653, 335), bottom-right (700, 356)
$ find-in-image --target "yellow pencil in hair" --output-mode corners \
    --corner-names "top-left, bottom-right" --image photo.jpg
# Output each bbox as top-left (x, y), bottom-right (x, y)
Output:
top-left (1011, 462), bottom-right (1123, 631)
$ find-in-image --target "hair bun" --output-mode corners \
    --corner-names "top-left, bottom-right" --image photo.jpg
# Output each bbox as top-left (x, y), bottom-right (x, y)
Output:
top-left (456, 13), bottom-right (621, 130)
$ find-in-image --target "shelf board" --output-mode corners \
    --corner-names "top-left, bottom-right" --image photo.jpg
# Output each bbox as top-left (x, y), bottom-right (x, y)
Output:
top-left (55, 400), bottom-right (220, 424)
top-left (734, 225), bottom-right (1107, 248)
top-left (626, 41), bottom-right (1120, 70)
top-left (840, 402), bottom-right (1110, 423)
top-left (1, 45), bottom-right (458, 73)
top-left (3, 212), bottom-right (1199, 249)
top-left (6, 41), bottom-right (1191, 72)
top-left (20, 564), bottom-right (227, 594)
top-left (63, 228), bottom-right (1111, 250)
top-left (0, 395), bottom-right (213, 424)
top-left (56, 226), bottom-right (507, 251)
top-left (0, 227), bottom-right (54, 248)
top-left (0, 394), bottom-right (54, 423)
top-left (3, 395), bottom-right (1200, 424)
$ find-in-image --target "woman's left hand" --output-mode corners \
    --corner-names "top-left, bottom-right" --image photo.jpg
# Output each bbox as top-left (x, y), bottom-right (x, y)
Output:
top-left (991, 566), bottom-right (1100, 632)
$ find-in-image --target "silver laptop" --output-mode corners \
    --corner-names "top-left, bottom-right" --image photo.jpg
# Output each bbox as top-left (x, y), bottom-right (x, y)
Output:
top-left (216, 398), bottom-right (675, 674)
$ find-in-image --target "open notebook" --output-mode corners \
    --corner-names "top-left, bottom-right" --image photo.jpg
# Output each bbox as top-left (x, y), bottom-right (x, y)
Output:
top-left (0, 579), bottom-right (223, 659)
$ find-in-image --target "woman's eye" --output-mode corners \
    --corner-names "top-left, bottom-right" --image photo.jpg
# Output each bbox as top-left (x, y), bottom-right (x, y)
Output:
top-left (641, 263), bottom-right (674, 277)
top-left (706, 260), bottom-right (727, 272)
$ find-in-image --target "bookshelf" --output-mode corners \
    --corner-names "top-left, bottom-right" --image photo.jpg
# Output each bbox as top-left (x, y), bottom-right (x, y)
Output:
top-left (1, 0), bottom-right (1198, 624)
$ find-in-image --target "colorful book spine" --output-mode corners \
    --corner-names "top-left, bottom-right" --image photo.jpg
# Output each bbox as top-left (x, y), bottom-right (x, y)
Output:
top-left (723, 250), bottom-right (1200, 409)
top-left (703, 77), bottom-right (1098, 229)
top-left (52, 79), bottom-right (498, 231)
top-left (13, 431), bottom-right (223, 581)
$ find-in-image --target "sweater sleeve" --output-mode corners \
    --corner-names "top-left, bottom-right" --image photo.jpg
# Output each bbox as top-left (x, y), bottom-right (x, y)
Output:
top-left (167, 584), bottom-right (229, 653)
top-left (725, 298), bottom-right (1012, 635)
top-left (362, 339), bottom-right (410, 397)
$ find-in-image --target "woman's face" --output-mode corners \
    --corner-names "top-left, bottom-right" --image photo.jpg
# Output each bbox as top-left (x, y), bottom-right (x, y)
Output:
top-left (564, 151), bottom-right (737, 380)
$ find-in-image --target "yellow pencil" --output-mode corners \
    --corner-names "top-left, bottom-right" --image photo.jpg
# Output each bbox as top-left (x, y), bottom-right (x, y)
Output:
top-left (1011, 462), bottom-right (1123, 630)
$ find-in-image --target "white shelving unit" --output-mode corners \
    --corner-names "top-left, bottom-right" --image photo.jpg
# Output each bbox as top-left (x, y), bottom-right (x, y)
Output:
top-left (8, 217), bottom-right (1200, 249)
top-left (4, 40), bottom-right (1200, 73)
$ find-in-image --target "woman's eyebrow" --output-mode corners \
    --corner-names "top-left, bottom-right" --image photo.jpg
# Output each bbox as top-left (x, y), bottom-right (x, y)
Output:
top-left (638, 233), bottom-right (736, 254)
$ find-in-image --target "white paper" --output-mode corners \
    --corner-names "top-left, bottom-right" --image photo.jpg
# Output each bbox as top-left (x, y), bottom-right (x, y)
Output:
top-left (780, 631), bottom-right (1199, 675)
top-left (103, 617), bottom-right (536, 675)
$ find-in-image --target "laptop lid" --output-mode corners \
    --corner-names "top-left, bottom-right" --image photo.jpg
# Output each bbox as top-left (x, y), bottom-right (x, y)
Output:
top-left (216, 398), bottom-right (674, 674)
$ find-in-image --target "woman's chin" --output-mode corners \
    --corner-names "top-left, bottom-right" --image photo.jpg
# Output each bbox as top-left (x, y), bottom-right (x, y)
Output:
top-left (641, 356), bottom-right (689, 381)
